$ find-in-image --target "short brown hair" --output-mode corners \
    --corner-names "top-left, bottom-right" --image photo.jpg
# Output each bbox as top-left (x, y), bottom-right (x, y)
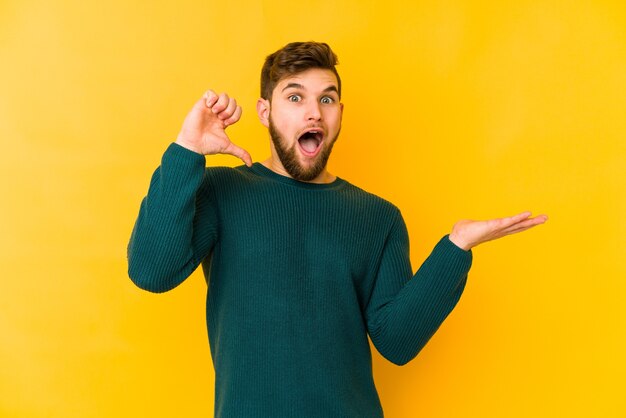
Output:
top-left (260, 41), bottom-right (341, 101)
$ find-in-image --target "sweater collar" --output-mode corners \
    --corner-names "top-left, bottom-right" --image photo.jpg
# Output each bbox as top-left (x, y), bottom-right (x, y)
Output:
top-left (248, 162), bottom-right (347, 191)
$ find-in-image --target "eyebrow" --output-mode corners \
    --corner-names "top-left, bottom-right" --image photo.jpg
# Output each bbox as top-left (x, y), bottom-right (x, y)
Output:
top-left (281, 83), bottom-right (339, 95)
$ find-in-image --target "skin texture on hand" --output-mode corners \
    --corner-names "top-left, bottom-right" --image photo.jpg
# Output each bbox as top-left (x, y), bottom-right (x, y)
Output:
top-left (448, 211), bottom-right (549, 251)
top-left (175, 90), bottom-right (252, 166)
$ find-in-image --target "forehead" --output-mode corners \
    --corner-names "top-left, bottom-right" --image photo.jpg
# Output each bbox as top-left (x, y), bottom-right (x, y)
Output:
top-left (275, 68), bottom-right (339, 93)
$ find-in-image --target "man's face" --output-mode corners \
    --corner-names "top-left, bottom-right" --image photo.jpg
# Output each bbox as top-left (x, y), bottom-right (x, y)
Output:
top-left (258, 68), bottom-right (343, 182)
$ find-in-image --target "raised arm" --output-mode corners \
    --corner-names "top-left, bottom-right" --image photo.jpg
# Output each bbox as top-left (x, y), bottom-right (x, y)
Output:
top-left (365, 210), bottom-right (548, 365)
top-left (365, 212), bottom-right (472, 365)
top-left (127, 90), bottom-right (251, 292)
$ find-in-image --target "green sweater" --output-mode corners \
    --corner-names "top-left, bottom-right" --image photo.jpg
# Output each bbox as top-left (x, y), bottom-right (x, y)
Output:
top-left (128, 143), bottom-right (473, 418)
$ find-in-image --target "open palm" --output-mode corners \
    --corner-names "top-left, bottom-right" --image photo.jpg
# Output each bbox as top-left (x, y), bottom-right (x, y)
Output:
top-left (449, 211), bottom-right (548, 250)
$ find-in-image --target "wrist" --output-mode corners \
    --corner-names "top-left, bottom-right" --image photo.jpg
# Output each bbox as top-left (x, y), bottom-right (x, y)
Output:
top-left (448, 232), bottom-right (472, 251)
top-left (175, 138), bottom-right (203, 155)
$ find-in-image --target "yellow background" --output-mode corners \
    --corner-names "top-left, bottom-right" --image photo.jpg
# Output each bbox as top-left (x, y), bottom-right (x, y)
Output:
top-left (1, 0), bottom-right (624, 417)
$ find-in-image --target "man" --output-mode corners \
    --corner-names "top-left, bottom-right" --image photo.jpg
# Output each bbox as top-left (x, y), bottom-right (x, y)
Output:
top-left (128, 41), bottom-right (547, 418)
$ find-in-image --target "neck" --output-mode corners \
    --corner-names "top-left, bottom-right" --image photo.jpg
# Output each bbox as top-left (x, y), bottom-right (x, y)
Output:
top-left (261, 155), bottom-right (336, 184)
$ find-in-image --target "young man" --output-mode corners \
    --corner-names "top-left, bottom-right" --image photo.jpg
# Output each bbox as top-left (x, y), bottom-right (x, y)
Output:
top-left (128, 42), bottom-right (547, 418)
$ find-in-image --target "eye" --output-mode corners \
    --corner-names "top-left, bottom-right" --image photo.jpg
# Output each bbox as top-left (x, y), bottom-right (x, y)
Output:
top-left (320, 96), bottom-right (334, 104)
top-left (288, 95), bottom-right (301, 102)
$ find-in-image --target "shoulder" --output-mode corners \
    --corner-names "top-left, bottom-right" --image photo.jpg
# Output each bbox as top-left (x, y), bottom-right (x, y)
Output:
top-left (202, 165), bottom-right (257, 184)
top-left (200, 164), bottom-right (271, 200)
top-left (339, 179), bottom-right (402, 220)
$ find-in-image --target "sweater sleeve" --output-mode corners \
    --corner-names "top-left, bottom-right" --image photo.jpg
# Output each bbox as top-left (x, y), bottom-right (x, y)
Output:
top-left (365, 210), bottom-right (472, 366)
top-left (127, 143), bottom-right (219, 293)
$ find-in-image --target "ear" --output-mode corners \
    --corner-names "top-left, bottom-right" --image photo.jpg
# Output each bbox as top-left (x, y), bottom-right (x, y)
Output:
top-left (256, 98), bottom-right (270, 128)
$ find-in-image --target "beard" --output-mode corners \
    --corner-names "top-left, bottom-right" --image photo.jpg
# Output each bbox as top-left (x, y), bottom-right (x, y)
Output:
top-left (268, 116), bottom-right (340, 182)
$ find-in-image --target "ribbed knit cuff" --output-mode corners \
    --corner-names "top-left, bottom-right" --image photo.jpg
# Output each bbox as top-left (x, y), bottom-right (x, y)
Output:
top-left (159, 142), bottom-right (207, 192)
top-left (434, 234), bottom-right (473, 277)
top-left (165, 142), bottom-right (206, 166)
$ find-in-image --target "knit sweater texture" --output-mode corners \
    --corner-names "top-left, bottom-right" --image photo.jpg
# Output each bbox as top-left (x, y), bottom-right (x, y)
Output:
top-left (127, 142), bottom-right (473, 418)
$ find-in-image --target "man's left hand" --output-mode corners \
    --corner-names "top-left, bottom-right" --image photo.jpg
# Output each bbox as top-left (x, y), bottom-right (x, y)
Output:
top-left (448, 211), bottom-right (548, 251)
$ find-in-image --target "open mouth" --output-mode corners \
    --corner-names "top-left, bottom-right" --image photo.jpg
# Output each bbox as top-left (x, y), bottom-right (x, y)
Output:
top-left (297, 129), bottom-right (324, 157)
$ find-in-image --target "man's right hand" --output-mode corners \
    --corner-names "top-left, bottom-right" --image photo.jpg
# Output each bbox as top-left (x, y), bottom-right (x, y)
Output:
top-left (175, 90), bottom-right (253, 166)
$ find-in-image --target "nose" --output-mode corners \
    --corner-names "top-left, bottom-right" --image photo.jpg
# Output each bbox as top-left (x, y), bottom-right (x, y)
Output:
top-left (305, 101), bottom-right (322, 121)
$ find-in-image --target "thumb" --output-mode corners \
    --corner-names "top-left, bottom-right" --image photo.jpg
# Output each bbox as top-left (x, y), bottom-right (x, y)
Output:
top-left (223, 141), bottom-right (253, 167)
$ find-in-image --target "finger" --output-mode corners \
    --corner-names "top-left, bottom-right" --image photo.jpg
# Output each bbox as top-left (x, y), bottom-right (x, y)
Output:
top-left (492, 211), bottom-right (533, 230)
top-left (223, 105), bottom-right (242, 127)
top-left (501, 224), bottom-right (539, 237)
top-left (204, 90), bottom-right (218, 108)
top-left (224, 142), bottom-right (253, 167)
top-left (212, 93), bottom-right (229, 114)
top-left (506, 211), bottom-right (533, 224)
top-left (501, 216), bottom-right (548, 235)
top-left (218, 97), bottom-right (237, 120)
